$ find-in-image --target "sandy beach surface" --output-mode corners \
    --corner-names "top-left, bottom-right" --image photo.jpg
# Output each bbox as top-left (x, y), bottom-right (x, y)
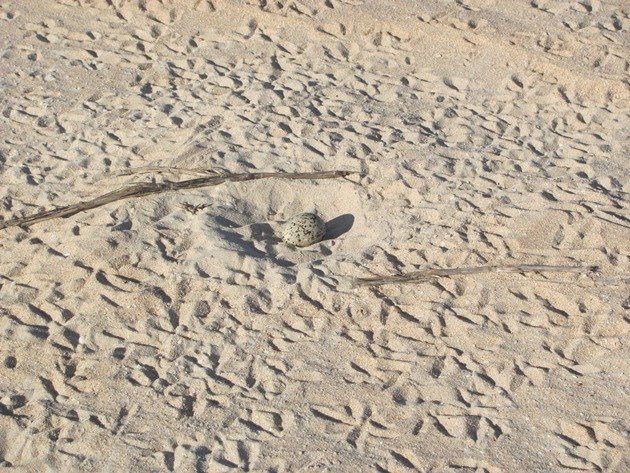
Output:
top-left (0, 0), bottom-right (629, 471)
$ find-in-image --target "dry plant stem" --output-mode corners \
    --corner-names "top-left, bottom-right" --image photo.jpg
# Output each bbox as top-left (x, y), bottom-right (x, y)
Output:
top-left (354, 264), bottom-right (599, 286)
top-left (116, 166), bottom-right (219, 177)
top-left (0, 170), bottom-right (355, 230)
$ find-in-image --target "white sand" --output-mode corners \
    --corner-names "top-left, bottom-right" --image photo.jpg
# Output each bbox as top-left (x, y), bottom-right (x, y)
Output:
top-left (0, 0), bottom-right (628, 471)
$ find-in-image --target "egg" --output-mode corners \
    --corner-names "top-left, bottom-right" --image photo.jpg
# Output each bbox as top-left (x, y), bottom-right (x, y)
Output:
top-left (282, 213), bottom-right (326, 247)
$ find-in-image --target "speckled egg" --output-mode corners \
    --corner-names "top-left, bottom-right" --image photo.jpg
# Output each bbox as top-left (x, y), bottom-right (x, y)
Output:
top-left (282, 213), bottom-right (326, 247)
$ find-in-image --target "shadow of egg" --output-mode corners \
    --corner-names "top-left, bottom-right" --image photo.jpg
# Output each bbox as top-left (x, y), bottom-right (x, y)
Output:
top-left (324, 213), bottom-right (355, 240)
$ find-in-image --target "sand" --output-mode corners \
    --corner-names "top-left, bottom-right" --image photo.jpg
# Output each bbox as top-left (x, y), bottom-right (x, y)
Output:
top-left (0, 0), bottom-right (628, 471)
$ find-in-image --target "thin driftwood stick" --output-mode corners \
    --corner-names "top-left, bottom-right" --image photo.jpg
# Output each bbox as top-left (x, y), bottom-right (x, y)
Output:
top-left (354, 264), bottom-right (599, 287)
top-left (116, 166), bottom-right (220, 177)
top-left (0, 170), bottom-right (355, 230)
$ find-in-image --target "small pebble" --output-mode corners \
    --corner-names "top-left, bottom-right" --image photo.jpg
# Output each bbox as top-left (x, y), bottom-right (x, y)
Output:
top-left (282, 213), bottom-right (326, 247)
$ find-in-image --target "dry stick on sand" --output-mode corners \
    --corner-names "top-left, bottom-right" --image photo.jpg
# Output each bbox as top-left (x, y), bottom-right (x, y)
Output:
top-left (115, 165), bottom-right (228, 177)
top-left (354, 264), bottom-right (599, 287)
top-left (0, 170), bottom-right (355, 230)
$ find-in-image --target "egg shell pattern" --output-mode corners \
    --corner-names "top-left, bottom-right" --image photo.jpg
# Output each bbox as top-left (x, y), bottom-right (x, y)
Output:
top-left (282, 213), bottom-right (326, 247)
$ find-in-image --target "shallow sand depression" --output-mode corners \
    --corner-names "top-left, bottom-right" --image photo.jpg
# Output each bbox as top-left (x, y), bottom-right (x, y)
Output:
top-left (0, 0), bottom-right (629, 471)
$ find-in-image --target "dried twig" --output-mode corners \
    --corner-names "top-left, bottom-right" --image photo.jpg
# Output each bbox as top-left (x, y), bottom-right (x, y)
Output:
top-left (0, 170), bottom-right (355, 230)
top-left (354, 264), bottom-right (599, 287)
top-left (115, 166), bottom-right (220, 177)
